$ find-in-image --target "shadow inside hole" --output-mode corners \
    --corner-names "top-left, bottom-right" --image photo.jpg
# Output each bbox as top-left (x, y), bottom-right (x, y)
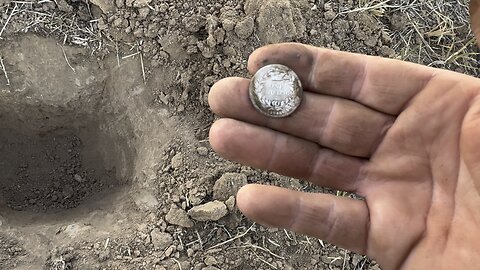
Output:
top-left (0, 35), bottom-right (168, 224)
top-left (0, 124), bottom-right (121, 212)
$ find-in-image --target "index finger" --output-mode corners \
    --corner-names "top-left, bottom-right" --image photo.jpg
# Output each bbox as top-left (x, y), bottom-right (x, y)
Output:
top-left (248, 43), bottom-right (437, 115)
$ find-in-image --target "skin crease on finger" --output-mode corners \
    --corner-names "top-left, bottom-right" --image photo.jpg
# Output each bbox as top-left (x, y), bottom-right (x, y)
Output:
top-left (209, 43), bottom-right (480, 270)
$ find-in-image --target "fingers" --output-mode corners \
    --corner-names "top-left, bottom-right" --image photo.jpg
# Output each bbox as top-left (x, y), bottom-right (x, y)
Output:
top-left (248, 43), bottom-right (437, 115)
top-left (237, 184), bottom-right (369, 254)
top-left (209, 77), bottom-right (394, 157)
top-left (209, 119), bottom-right (366, 192)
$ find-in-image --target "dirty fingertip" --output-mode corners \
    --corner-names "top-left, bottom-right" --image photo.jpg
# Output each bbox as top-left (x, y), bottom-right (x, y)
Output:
top-left (208, 77), bottom-right (249, 114)
top-left (208, 119), bottom-right (233, 156)
top-left (247, 43), bottom-right (314, 75)
top-left (236, 184), bottom-right (261, 216)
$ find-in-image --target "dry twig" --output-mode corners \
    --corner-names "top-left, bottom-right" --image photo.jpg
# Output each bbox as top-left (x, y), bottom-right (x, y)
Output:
top-left (0, 3), bottom-right (18, 38)
top-left (207, 223), bottom-right (255, 250)
top-left (0, 56), bottom-right (10, 86)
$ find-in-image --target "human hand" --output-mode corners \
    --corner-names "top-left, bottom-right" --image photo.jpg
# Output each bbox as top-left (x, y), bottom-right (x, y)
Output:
top-left (208, 43), bottom-right (480, 270)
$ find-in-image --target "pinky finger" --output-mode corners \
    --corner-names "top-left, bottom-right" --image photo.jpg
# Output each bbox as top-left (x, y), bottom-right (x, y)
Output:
top-left (237, 184), bottom-right (369, 254)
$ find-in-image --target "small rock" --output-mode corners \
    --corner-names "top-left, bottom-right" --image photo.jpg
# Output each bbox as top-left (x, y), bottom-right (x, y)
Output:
top-left (245, 0), bottom-right (307, 43)
top-left (364, 36), bottom-right (378, 47)
top-left (197, 41), bottom-right (215, 58)
top-left (188, 201), bottom-right (228, 221)
top-left (125, 0), bottom-right (151, 8)
top-left (74, 174), bottom-right (84, 183)
top-left (220, 7), bottom-right (238, 32)
top-left (166, 205), bottom-right (194, 227)
top-left (202, 267), bottom-right (220, 270)
top-left (159, 3), bottom-right (168, 13)
top-left (165, 246), bottom-right (175, 257)
top-left (62, 185), bottom-right (74, 198)
top-left (197, 147), bottom-right (208, 156)
top-left (133, 249), bottom-right (141, 257)
top-left (204, 255), bottom-right (218, 266)
top-left (222, 19), bottom-right (236, 31)
top-left (225, 196), bottom-right (236, 211)
top-left (98, 250), bottom-right (110, 262)
top-left (151, 229), bottom-right (173, 250)
top-left (351, 254), bottom-right (363, 266)
top-left (324, 10), bottom-right (336, 20)
top-left (138, 7), bottom-right (150, 18)
top-left (234, 16), bottom-right (254, 39)
top-left (183, 15), bottom-right (206, 33)
top-left (89, 0), bottom-right (115, 13)
top-left (55, 0), bottom-right (73, 12)
top-left (223, 46), bottom-right (237, 57)
top-left (115, 0), bottom-right (124, 8)
top-left (213, 173), bottom-right (248, 201)
top-left (171, 153), bottom-right (183, 169)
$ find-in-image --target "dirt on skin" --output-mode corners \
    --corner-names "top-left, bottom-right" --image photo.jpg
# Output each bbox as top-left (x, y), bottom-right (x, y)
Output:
top-left (0, 0), bottom-right (477, 269)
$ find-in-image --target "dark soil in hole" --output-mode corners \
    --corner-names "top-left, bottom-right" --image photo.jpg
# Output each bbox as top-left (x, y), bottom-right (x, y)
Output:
top-left (0, 128), bottom-right (114, 211)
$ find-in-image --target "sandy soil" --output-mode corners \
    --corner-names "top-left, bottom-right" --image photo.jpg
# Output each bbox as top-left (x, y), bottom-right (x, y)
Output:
top-left (0, 0), bottom-right (477, 269)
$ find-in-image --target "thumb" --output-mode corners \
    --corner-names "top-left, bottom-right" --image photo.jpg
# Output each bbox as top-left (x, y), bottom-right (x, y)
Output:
top-left (461, 96), bottom-right (480, 187)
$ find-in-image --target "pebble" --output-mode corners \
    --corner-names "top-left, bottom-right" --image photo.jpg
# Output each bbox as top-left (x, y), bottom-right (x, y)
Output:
top-left (89, 0), bottom-right (116, 14)
top-left (213, 172), bottom-right (247, 201)
top-left (188, 201), bottom-right (228, 221)
top-left (234, 16), bottom-right (254, 39)
top-left (126, 0), bottom-right (152, 8)
top-left (166, 204), bottom-right (194, 227)
top-left (165, 245), bottom-right (175, 257)
top-left (324, 10), bottom-right (336, 20)
top-left (158, 3), bottom-right (168, 13)
top-left (225, 196), bottom-right (236, 211)
top-left (197, 147), bottom-right (209, 156)
top-left (115, 0), bottom-right (124, 8)
top-left (171, 153), bottom-right (183, 169)
top-left (204, 255), bottom-right (218, 266)
top-left (183, 14), bottom-right (206, 33)
top-left (74, 174), bottom-right (84, 183)
top-left (202, 267), bottom-right (220, 270)
top-left (222, 19), bottom-right (236, 31)
top-left (151, 229), bottom-right (173, 250)
top-left (133, 249), bottom-right (141, 257)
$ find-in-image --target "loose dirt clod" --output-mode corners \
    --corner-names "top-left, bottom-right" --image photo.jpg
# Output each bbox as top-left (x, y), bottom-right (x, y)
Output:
top-left (151, 229), bottom-right (173, 250)
top-left (188, 201), bottom-right (228, 221)
top-left (213, 173), bottom-right (248, 201)
top-left (245, 0), bottom-right (307, 43)
top-left (166, 204), bottom-right (194, 228)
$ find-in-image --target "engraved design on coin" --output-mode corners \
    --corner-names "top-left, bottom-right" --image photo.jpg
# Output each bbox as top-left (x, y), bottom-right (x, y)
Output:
top-left (249, 64), bottom-right (303, 118)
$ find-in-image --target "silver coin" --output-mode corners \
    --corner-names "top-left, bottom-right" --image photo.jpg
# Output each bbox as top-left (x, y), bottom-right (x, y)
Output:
top-left (249, 64), bottom-right (303, 118)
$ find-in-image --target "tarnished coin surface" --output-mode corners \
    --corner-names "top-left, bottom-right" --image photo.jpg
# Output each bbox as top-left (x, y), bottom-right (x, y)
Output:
top-left (249, 64), bottom-right (303, 118)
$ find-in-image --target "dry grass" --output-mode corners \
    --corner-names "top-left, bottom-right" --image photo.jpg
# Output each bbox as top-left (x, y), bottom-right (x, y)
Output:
top-left (336, 0), bottom-right (478, 76)
top-left (392, 0), bottom-right (479, 76)
top-left (0, 1), bottom-right (103, 51)
top-left (391, 0), bottom-right (478, 74)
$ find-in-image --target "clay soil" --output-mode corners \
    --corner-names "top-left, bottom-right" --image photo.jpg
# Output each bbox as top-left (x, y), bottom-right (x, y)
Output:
top-left (0, 0), bottom-right (478, 269)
